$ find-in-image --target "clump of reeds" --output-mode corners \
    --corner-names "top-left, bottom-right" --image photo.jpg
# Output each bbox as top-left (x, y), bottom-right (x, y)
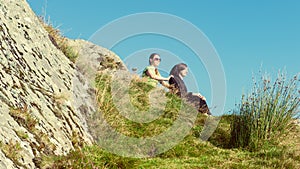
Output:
top-left (230, 70), bottom-right (300, 151)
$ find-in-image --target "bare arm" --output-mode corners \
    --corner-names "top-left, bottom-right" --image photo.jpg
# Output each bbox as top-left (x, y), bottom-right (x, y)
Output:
top-left (146, 69), bottom-right (172, 81)
top-left (161, 81), bottom-right (172, 88)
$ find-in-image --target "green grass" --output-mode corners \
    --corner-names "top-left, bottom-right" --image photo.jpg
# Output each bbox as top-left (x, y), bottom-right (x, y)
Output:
top-left (93, 73), bottom-right (185, 138)
top-left (40, 71), bottom-right (300, 168)
top-left (41, 124), bottom-right (300, 169)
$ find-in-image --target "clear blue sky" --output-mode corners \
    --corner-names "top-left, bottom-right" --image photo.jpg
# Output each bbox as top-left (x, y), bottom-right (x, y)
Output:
top-left (28, 0), bottom-right (300, 114)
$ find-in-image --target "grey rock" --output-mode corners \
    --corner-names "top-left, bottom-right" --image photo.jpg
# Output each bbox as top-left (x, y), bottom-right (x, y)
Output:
top-left (0, 0), bottom-right (126, 168)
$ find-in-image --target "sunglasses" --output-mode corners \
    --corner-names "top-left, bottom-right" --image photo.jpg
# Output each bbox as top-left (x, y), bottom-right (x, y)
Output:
top-left (154, 58), bottom-right (161, 61)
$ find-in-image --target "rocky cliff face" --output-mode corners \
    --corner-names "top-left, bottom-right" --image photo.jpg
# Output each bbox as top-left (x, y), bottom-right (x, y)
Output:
top-left (0, 0), bottom-right (125, 168)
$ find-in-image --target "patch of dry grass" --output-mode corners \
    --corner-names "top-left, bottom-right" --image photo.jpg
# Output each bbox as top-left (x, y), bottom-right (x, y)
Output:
top-left (39, 17), bottom-right (78, 62)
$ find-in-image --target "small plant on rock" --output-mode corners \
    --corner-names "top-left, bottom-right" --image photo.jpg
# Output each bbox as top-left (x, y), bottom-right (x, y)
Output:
top-left (39, 17), bottom-right (78, 62)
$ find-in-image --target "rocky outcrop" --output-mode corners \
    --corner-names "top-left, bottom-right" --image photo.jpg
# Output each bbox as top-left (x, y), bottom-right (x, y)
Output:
top-left (67, 39), bottom-right (126, 79)
top-left (0, 0), bottom-right (126, 168)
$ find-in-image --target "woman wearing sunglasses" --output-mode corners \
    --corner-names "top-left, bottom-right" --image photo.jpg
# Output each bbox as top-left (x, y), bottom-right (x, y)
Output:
top-left (142, 53), bottom-right (173, 88)
top-left (169, 63), bottom-right (211, 116)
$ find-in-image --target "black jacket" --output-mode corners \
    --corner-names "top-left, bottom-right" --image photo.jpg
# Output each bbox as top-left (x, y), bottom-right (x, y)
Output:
top-left (169, 76), bottom-right (192, 98)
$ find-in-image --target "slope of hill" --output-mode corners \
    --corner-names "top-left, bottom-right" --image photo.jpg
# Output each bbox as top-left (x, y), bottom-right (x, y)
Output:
top-left (0, 0), bottom-right (125, 168)
top-left (1, 0), bottom-right (299, 168)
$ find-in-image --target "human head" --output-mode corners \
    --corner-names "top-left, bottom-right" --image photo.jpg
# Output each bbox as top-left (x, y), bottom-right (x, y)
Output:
top-left (149, 53), bottom-right (161, 67)
top-left (170, 63), bottom-right (188, 77)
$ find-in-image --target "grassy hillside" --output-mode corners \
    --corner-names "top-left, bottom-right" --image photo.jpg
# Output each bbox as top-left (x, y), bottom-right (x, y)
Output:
top-left (39, 70), bottom-right (300, 169)
top-left (41, 119), bottom-right (300, 168)
top-left (34, 18), bottom-right (300, 166)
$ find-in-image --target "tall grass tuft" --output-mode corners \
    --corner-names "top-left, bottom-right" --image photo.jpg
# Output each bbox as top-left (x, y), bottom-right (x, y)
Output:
top-left (230, 71), bottom-right (300, 151)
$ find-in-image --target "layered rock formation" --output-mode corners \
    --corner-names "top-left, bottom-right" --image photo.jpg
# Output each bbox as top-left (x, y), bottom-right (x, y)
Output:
top-left (0, 0), bottom-right (126, 168)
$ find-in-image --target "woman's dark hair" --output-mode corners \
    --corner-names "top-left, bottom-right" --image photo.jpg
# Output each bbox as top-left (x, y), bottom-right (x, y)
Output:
top-left (170, 63), bottom-right (188, 76)
top-left (149, 53), bottom-right (160, 65)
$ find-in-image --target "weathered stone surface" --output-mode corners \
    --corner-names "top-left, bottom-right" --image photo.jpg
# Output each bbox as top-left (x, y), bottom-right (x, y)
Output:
top-left (67, 39), bottom-right (127, 78)
top-left (0, 0), bottom-right (126, 168)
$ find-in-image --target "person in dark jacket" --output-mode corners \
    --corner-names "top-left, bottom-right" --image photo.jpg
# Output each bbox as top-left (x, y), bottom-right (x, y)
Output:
top-left (169, 63), bottom-right (211, 116)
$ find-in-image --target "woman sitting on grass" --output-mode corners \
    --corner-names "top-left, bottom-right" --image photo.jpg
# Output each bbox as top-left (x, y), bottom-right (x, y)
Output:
top-left (142, 53), bottom-right (173, 89)
top-left (169, 63), bottom-right (211, 116)
top-left (129, 53), bottom-right (172, 111)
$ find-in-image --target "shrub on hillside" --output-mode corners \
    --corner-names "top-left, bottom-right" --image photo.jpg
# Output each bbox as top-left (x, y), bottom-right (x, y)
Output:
top-left (230, 71), bottom-right (299, 151)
